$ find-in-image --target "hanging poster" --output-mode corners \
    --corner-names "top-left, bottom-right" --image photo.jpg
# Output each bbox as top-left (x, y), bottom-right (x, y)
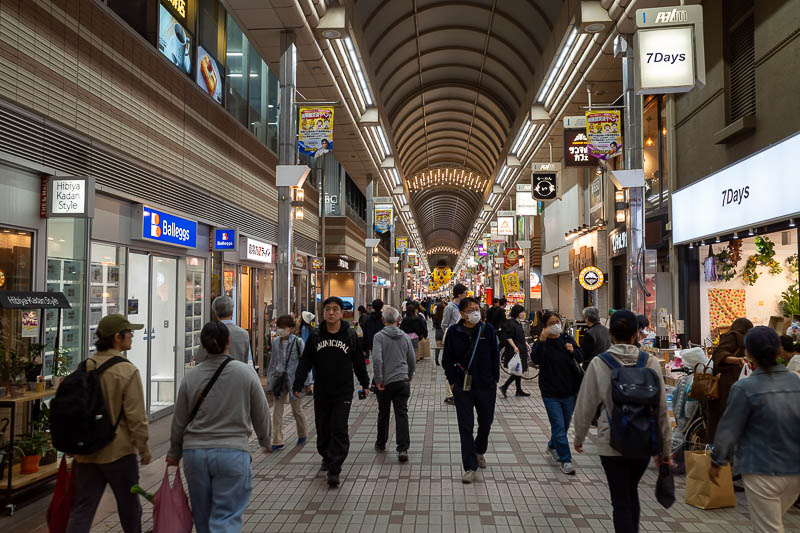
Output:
top-left (374, 204), bottom-right (393, 234)
top-left (497, 216), bottom-right (514, 236)
top-left (503, 247), bottom-right (520, 270)
top-left (298, 107), bottom-right (334, 157)
top-left (477, 243), bottom-right (487, 257)
top-left (502, 271), bottom-right (520, 294)
top-left (585, 110), bottom-right (623, 160)
top-left (395, 237), bottom-right (408, 254)
top-left (21, 310), bottom-right (39, 338)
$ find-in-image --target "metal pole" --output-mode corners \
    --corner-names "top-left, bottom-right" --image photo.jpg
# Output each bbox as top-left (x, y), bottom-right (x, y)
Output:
top-left (318, 155), bottom-right (326, 317)
top-left (366, 178), bottom-right (374, 304)
top-left (276, 30), bottom-right (297, 316)
top-left (620, 35), bottom-right (646, 314)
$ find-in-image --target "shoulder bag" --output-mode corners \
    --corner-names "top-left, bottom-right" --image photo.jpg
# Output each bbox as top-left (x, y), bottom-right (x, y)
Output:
top-left (189, 356), bottom-right (233, 423)
top-left (689, 361), bottom-right (719, 400)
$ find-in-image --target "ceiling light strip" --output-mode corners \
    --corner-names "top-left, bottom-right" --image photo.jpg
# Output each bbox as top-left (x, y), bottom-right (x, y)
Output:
top-left (536, 26), bottom-right (579, 103)
top-left (344, 37), bottom-right (373, 106)
top-left (543, 33), bottom-right (588, 107)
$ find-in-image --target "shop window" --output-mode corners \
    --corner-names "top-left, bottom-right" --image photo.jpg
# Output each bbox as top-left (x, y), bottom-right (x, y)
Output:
top-left (185, 257), bottom-right (205, 372)
top-left (225, 14), bottom-right (249, 126)
top-left (266, 69), bottom-right (280, 152)
top-left (725, 1), bottom-right (756, 123)
top-left (643, 95), bottom-right (669, 212)
top-left (46, 219), bottom-right (88, 376)
top-left (107, 0), bottom-right (159, 45)
top-left (88, 243), bottom-right (127, 355)
top-left (246, 44), bottom-right (280, 152)
top-left (197, 0), bottom-right (225, 60)
top-left (0, 227), bottom-right (33, 373)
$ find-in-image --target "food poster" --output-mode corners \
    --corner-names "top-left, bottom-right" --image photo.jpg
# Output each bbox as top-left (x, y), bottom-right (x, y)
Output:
top-left (395, 237), bottom-right (408, 254)
top-left (158, 4), bottom-right (192, 75)
top-left (22, 310), bottom-right (39, 338)
top-left (374, 205), bottom-right (393, 234)
top-left (299, 107), bottom-right (334, 157)
top-left (503, 247), bottom-right (520, 271)
top-left (196, 46), bottom-right (222, 104)
top-left (585, 110), bottom-right (623, 160)
top-left (502, 271), bottom-right (520, 294)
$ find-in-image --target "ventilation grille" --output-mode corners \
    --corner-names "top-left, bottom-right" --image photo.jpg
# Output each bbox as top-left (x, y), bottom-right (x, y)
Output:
top-left (728, 13), bottom-right (756, 122)
top-left (0, 104), bottom-right (318, 255)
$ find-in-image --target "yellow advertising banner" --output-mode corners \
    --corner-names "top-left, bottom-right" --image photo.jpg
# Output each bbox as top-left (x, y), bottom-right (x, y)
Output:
top-left (586, 110), bottom-right (622, 160)
top-left (502, 271), bottom-right (520, 294)
top-left (299, 107), bottom-right (334, 157)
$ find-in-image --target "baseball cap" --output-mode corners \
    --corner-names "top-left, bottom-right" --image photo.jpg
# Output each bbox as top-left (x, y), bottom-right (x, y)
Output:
top-left (96, 314), bottom-right (144, 337)
top-left (302, 311), bottom-right (315, 324)
top-left (744, 326), bottom-right (781, 360)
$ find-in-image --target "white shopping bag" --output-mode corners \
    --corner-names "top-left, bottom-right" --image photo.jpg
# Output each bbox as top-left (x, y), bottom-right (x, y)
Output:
top-left (507, 353), bottom-right (523, 376)
top-left (738, 362), bottom-right (752, 380)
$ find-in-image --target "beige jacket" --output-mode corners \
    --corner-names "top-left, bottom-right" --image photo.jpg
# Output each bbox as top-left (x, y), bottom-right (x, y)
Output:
top-left (573, 344), bottom-right (671, 457)
top-left (73, 350), bottom-right (150, 464)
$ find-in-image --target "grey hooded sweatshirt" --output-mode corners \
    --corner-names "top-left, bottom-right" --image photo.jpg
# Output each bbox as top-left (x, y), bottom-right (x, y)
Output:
top-left (572, 343), bottom-right (671, 457)
top-left (372, 326), bottom-right (416, 386)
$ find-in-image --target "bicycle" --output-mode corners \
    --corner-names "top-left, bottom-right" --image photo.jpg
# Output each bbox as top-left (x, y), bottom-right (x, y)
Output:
top-left (672, 366), bottom-right (710, 451)
top-left (498, 338), bottom-right (539, 380)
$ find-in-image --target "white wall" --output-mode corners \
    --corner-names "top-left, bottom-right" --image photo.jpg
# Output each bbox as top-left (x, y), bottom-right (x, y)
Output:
top-left (698, 230), bottom-right (797, 341)
top-left (543, 167), bottom-right (580, 254)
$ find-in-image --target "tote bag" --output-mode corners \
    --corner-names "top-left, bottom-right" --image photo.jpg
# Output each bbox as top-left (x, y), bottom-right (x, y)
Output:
top-left (152, 466), bottom-right (193, 533)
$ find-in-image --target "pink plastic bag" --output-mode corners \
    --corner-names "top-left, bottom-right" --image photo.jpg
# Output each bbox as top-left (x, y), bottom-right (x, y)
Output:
top-left (152, 466), bottom-right (193, 533)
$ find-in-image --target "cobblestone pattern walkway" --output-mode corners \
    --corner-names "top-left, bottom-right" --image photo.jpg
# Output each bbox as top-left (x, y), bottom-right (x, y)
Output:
top-left (93, 338), bottom-right (800, 532)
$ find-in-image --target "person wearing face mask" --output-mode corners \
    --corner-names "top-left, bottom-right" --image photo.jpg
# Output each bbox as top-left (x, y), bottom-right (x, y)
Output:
top-left (442, 297), bottom-right (501, 484)
top-left (531, 311), bottom-right (584, 475)
top-left (499, 304), bottom-right (530, 397)
top-left (266, 315), bottom-right (312, 451)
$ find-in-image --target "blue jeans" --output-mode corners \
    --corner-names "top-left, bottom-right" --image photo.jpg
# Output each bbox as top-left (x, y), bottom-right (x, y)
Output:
top-left (543, 395), bottom-right (577, 463)
top-left (183, 449), bottom-right (252, 533)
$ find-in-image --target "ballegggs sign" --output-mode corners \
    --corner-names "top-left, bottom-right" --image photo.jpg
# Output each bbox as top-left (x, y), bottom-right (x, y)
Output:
top-left (634, 5), bottom-right (705, 94)
top-left (47, 176), bottom-right (95, 218)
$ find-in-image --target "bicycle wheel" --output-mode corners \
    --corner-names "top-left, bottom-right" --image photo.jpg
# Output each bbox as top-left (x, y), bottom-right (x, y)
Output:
top-left (500, 360), bottom-right (539, 380)
top-left (684, 416), bottom-right (707, 449)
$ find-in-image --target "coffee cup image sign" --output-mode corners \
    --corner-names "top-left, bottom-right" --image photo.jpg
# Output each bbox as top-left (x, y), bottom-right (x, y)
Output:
top-left (158, 5), bottom-right (191, 74)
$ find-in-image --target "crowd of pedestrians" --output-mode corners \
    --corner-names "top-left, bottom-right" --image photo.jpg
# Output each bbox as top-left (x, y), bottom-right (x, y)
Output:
top-left (57, 287), bottom-right (800, 533)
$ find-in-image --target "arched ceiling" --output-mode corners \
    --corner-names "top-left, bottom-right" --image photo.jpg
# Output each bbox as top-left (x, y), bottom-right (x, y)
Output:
top-left (351, 0), bottom-right (561, 265)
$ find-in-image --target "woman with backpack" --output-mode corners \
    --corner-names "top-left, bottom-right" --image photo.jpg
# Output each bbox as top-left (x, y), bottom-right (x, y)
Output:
top-left (531, 311), bottom-right (584, 475)
top-left (267, 314), bottom-right (312, 451)
top-left (167, 322), bottom-right (271, 533)
top-left (572, 310), bottom-right (672, 533)
top-left (401, 302), bottom-right (428, 361)
top-left (499, 304), bottom-right (531, 398)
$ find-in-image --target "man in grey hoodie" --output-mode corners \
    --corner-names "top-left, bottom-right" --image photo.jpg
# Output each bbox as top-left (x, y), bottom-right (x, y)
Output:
top-left (372, 306), bottom-right (416, 462)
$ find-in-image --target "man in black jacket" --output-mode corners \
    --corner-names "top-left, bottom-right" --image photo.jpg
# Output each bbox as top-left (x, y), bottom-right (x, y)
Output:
top-left (442, 297), bottom-right (500, 484)
top-left (294, 297), bottom-right (371, 487)
top-left (580, 306), bottom-right (611, 370)
top-left (361, 299), bottom-right (385, 364)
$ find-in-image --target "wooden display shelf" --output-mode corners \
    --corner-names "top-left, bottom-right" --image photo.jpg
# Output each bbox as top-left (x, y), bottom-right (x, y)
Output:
top-left (6, 458), bottom-right (68, 490)
top-left (0, 388), bottom-right (57, 405)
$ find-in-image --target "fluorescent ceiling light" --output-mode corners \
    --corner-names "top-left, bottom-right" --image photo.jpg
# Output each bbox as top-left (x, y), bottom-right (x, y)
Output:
top-left (496, 166), bottom-right (510, 186)
top-left (344, 37), bottom-right (373, 106)
top-left (543, 33), bottom-right (587, 106)
top-left (510, 120), bottom-right (532, 154)
top-left (227, 52), bottom-right (243, 57)
top-left (228, 73), bottom-right (243, 78)
top-left (375, 126), bottom-right (391, 157)
top-left (536, 27), bottom-right (578, 103)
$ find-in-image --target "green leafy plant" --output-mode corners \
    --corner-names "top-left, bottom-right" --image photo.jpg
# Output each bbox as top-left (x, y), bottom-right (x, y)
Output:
top-left (52, 346), bottom-right (72, 378)
top-left (15, 430), bottom-right (49, 457)
top-left (743, 256), bottom-right (759, 285)
top-left (714, 249), bottom-right (736, 282)
top-left (755, 236), bottom-right (782, 274)
top-left (787, 254), bottom-right (798, 276)
top-left (780, 283), bottom-right (800, 317)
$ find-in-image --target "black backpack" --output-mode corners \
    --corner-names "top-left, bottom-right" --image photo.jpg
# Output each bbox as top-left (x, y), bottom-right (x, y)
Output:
top-left (599, 351), bottom-right (662, 459)
top-left (51, 356), bottom-right (129, 454)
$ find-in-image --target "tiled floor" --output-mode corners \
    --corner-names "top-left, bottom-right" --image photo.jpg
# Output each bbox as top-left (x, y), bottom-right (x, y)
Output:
top-left (92, 341), bottom-right (800, 532)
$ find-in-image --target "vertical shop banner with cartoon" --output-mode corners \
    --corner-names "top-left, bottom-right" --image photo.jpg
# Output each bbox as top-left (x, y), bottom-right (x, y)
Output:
top-left (585, 110), bottom-right (623, 160)
top-left (503, 247), bottom-right (520, 271)
top-left (395, 237), bottom-right (408, 254)
top-left (374, 205), bottom-right (393, 234)
top-left (502, 271), bottom-right (520, 294)
top-left (299, 107), bottom-right (334, 158)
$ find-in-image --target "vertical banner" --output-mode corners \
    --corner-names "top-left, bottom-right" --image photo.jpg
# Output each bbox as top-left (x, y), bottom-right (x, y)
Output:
top-left (501, 272), bottom-right (520, 294)
top-left (395, 237), bottom-right (408, 254)
top-left (374, 204), bottom-right (393, 234)
top-left (298, 107), bottom-right (334, 157)
top-left (585, 110), bottom-right (623, 160)
top-left (503, 247), bottom-right (520, 271)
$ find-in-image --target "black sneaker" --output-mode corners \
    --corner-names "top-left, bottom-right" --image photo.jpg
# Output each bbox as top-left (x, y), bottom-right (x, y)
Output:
top-left (327, 472), bottom-right (340, 487)
top-left (499, 385), bottom-right (508, 398)
top-left (320, 461), bottom-right (328, 471)
top-left (515, 391), bottom-right (530, 397)
top-left (375, 444), bottom-right (386, 452)
top-left (444, 397), bottom-right (455, 405)
top-left (398, 451), bottom-right (409, 462)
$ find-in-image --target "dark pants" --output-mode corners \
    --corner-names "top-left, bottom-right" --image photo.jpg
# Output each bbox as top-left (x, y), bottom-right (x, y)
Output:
top-left (66, 454), bottom-right (141, 533)
top-left (452, 384), bottom-right (496, 471)
top-left (376, 380), bottom-right (411, 452)
top-left (314, 392), bottom-right (352, 475)
top-left (501, 375), bottom-right (522, 393)
top-left (600, 455), bottom-right (651, 533)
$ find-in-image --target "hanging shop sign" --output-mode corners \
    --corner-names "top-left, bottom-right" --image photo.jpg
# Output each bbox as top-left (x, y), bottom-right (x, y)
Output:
top-left (504, 248), bottom-right (520, 270)
top-left (515, 183), bottom-right (537, 215)
top-left (47, 176), bottom-right (95, 218)
top-left (635, 5), bottom-right (706, 94)
top-left (0, 291), bottom-right (71, 309)
top-left (243, 238), bottom-right (273, 263)
top-left (212, 229), bottom-right (237, 251)
top-left (374, 204), bottom-right (393, 234)
top-left (21, 310), bottom-right (39, 338)
top-left (337, 258), bottom-right (349, 269)
top-left (532, 173), bottom-right (557, 200)
top-left (672, 132), bottom-right (800, 243)
top-left (395, 237), bottom-right (408, 254)
top-left (578, 266), bottom-right (605, 291)
top-left (564, 129), bottom-right (595, 167)
top-left (477, 243), bottom-right (487, 256)
top-left (298, 107), bottom-right (334, 157)
top-left (497, 216), bottom-right (514, 236)
top-left (501, 271), bottom-right (520, 294)
top-left (609, 228), bottom-right (628, 257)
top-left (135, 205), bottom-right (197, 248)
top-left (586, 110), bottom-right (623, 160)
top-left (311, 257), bottom-right (324, 270)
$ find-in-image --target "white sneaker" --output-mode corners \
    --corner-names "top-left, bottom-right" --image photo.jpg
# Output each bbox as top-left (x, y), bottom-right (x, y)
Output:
top-left (560, 462), bottom-right (576, 475)
top-left (546, 446), bottom-right (559, 463)
top-left (476, 454), bottom-right (487, 469)
top-left (462, 470), bottom-right (476, 484)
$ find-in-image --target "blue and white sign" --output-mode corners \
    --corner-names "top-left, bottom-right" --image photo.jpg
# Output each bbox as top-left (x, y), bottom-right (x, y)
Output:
top-left (213, 229), bottom-right (237, 251)
top-left (136, 205), bottom-right (197, 248)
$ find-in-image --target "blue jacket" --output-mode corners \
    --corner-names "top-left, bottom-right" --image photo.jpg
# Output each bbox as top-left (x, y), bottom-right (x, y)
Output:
top-left (442, 320), bottom-right (500, 390)
top-left (711, 365), bottom-right (800, 475)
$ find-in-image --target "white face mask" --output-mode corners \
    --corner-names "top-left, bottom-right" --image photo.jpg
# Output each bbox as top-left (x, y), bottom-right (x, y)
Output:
top-left (466, 311), bottom-right (481, 324)
top-left (550, 323), bottom-right (563, 336)
top-left (276, 328), bottom-right (290, 338)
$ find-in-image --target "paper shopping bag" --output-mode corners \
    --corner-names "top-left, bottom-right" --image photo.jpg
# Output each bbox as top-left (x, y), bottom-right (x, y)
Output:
top-left (419, 338), bottom-right (430, 359)
top-left (684, 450), bottom-right (736, 509)
top-left (152, 466), bottom-right (193, 533)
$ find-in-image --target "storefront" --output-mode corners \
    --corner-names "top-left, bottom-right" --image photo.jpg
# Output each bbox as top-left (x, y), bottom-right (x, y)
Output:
top-left (293, 253), bottom-right (311, 317)
top-left (608, 227), bottom-right (628, 311)
top-left (541, 248), bottom-right (574, 318)
top-left (673, 132), bottom-right (800, 344)
top-left (324, 257), bottom-right (362, 321)
top-left (90, 196), bottom-right (211, 419)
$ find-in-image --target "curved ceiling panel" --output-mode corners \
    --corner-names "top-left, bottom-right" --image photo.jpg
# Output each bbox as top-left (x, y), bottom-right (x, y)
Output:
top-left (352, 0), bottom-right (562, 258)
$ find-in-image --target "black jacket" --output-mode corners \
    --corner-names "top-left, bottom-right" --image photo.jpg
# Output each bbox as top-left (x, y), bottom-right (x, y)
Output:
top-left (362, 311), bottom-right (384, 351)
top-left (531, 334), bottom-right (584, 398)
top-left (400, 314), bottom-right (427, 339)
top-left (442, 320), bottom-right (500, 390)
top-left (502, 318), bottom-right (528, 371)
top-left (485, 306), bottom-right (506, 331)
top-left (581, 323), bottom-right (612, 368)
top-left (293, 320), bottom-right (370, 396)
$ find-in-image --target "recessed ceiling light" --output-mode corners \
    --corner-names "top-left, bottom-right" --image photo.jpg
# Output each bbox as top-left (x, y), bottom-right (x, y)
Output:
top-left (584, 23), bottom-right (606, 33)
top-left (321, 29), bottom-right (343, 39)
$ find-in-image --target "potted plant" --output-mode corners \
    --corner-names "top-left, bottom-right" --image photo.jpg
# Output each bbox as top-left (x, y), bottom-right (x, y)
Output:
top-left (51, 346), bottom-right (72, 388)
top-left (0, 345), bottom-right (29, 397)
top-left (15, 430), bottom-right (49, 474)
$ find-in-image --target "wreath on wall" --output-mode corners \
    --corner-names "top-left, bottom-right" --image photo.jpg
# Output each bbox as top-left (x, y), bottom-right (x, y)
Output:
top-left (742, 236), bottom-right (783, 285)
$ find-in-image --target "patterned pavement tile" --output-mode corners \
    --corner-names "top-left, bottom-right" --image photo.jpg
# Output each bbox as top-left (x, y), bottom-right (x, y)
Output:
top-left (91, 334), bottom-right (800, 532)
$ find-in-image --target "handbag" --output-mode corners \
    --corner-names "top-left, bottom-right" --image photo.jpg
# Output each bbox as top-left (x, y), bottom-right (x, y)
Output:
top-left (655, 462), bottom-right (675, 509)
top-left (689, 362), bottom-right (720, 400)
top-left (152, 467), bottom-right (193, 533)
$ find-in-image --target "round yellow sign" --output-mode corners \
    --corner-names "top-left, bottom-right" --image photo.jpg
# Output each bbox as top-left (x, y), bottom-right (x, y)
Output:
top-left (578, 266), bottom-right (604, 291)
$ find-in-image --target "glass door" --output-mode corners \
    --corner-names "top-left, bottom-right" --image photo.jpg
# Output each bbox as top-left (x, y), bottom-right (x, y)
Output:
top-left (125, 251), bottom-right (178, 417)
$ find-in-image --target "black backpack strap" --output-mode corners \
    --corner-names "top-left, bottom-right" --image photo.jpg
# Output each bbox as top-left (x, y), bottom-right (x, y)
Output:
top-left (636, 351), bottom-right (650, 368)
top-left (188, 356), bottom-right (233, 423)
top-left (89, 356), bottom-right (131, 431)
top-left (598, 352), bottom-right (620, 369)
